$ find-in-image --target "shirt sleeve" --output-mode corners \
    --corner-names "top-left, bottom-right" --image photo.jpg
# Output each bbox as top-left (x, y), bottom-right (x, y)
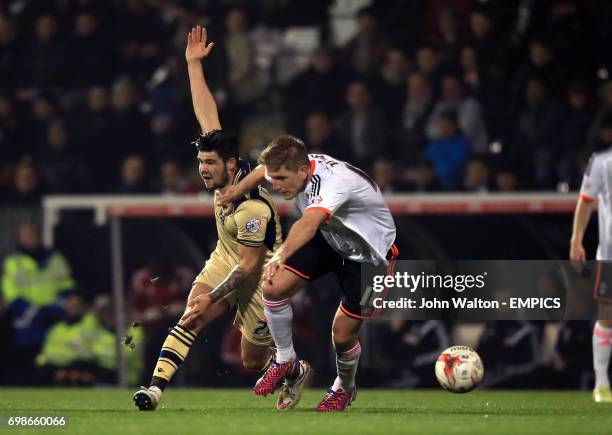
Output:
top-left (580, 154), bottom-right (604, 202)
top-left (304, 173), bottom-right (350, 221)
top-left (234, 199), bottom-right (271, 247)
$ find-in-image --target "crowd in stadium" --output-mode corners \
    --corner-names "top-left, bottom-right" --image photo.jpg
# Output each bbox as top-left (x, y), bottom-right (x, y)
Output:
top-left (1, 0), bottom-right (612, 202)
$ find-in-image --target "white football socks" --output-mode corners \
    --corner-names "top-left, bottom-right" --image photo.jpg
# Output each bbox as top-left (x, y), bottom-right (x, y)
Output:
top-left (593, 322), bottom-right (612, 389)
top-left (332, 341), bottom-right (361, 391)
top-left (263, 298), bottom-right (296, 363)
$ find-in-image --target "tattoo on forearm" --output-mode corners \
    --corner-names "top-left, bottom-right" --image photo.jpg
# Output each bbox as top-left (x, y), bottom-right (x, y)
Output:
top-left (208, 265), bottom-right (250, 303)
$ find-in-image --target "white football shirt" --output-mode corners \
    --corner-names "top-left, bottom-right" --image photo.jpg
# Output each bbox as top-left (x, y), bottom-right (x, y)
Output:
top-left (293, 154), bottom-right (397, 265)
top-left (580, 148), bottom-right (612, 260)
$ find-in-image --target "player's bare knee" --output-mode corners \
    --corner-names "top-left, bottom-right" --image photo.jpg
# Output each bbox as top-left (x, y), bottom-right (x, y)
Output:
top-left (598, 320), bottom-right (612, 328)
top-left (241, 347), bottom-right (269, 372)
top-left (242, 355), bottom-right (267, 372)
top-left (331, 329), bottom-right (358, 353)
top-left (262, 280), bottom-right (287, 302)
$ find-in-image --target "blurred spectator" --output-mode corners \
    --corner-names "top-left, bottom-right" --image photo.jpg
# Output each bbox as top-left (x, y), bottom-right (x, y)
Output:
top-left (459, 45), bottom-right (506, 137)
top-left (546, 321), bottom-right (592, 389)
top-left (115, 0), bottom-right (165, 84)
top-left (69, 11), bottom-right (116, 88)
top-left (405, 162), bottom-right (441, 192)
top-left (1, 222), bottom-right (75, 384)
top-left (426, 74), bottom-right (488, 153)
top-left (414, 45), bottom-right (445, 96)
top-left (372, 158), bottom-right (394, 192)
top-left (372, 158), bottom-right (408, 192)
top-left (0, 94), bottom-right (27, 164)
top-left (27, 92), bottom-right (59, 146)
top-left (159, 160), bottom-right (198, 195)
top-left (224, 8), bottom-right (261, 106)
top-left (464, 158), bottom-right (490, 192)
top-left (113, 155), bottom-right (151, 194)
top-left (0, 16), bottom-right (20, 92)
top-left (342, 6), bottom-right (389, 77)
top-left (495, 169), bottom-right (519, 192)
top-left (148, 52), bottom-right (193, 162)
top-left (544, 0), bottom-right (594, 81)
top-left (556, 81), bottom-right (594, 184)
top-left (304, 112), bottom-right (338, 156)
top-left (336, 81), bottom-right (387, 167)
top-left (5, 159), bottom-right (44, 205)
top-left (71, 85), bottom-right (112, 188)
top-left (396, 71), bottom-right (434, 161)
top-left (513, 38), bottom-right (568, 100)
top-left (467, 9), bottom-right (504, 76)
top-left (35, 292), bottom-right (115, 386)
top-left (0, 1), bottom-right (606, 195)
top-left (430, 8), bottom-right (466, 63)
top-left (511, 77), bottom-right (562, 189)
top-left (460, 45), bottom-right (481, 94)
top-left (380, 48), bottom-right (411, 119)
top-left (284, 47), bottom-right (346, 136)
top-left (383, 320), bottom-right (449, 388)
top-left (107, 77), bottom-right (150, 163)
top-left (425, 110), bottom-right (471, 190)
top-left (130, 260), bottom-right (192, 383)
top-left (39, 119), bottom-right (90, 193)
top-left (478, 320), bottom-right (541, 388)
top-left (16, 14), bottom-right (68, 94)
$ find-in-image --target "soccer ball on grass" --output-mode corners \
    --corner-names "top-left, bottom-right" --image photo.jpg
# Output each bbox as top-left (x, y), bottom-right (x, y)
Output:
top-left (435, 345), bottom-right (484, 393)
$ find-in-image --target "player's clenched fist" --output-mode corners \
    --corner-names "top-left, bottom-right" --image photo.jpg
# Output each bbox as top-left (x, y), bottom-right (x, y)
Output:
top-left (186, 25), bottom-right (215, 62)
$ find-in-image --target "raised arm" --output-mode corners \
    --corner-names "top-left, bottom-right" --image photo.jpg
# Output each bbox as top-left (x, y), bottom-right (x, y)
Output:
top-left (186, 26), bottom-right (221, 133)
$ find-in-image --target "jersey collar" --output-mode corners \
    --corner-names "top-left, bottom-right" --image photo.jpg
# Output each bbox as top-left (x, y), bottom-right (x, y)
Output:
top-left (233, 159), bottom-right (251, 186)
top-left (301, 159), bottom-right (317, 193)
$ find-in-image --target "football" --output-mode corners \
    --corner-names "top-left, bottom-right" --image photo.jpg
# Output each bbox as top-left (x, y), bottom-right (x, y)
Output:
top-left (435, 345), bottom-right (484, 393)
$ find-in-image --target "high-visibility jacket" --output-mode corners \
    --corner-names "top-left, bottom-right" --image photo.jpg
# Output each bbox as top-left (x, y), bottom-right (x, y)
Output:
top-left (2, 248), bottom-right (75, 307)
top-left (36, 313), bottom-right (144, 385)
top-left (36, 313), bottom-right (102, 367)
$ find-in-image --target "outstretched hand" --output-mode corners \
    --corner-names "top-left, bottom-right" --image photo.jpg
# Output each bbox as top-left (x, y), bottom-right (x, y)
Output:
top-left (186, 26), bottom-right (215, 62)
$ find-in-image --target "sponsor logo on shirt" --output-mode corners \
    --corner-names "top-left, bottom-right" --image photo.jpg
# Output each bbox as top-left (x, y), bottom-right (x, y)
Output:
top-left (308, 195), bottom-right (323, 206)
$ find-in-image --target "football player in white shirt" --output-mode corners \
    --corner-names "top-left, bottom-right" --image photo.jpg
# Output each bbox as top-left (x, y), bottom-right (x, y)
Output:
top-left (218, 136), bottom-right (398, 411)
top-left (570, 144), bottom-right (612, 402)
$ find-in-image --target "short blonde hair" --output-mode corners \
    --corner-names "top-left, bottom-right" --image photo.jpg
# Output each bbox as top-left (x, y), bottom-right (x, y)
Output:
top-left (258, 135), bottom-right (309, 172)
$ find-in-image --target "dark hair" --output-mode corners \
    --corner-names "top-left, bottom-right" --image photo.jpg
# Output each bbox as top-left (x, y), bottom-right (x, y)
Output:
top-left (193, 129), bottom-right (239, 162)
top-left (259, 135), bottom-right (309, 172)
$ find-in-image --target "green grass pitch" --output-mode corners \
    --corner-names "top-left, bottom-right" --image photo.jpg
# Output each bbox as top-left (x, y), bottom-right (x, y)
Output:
top-left (1, 389), bottom-right (611, 435)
